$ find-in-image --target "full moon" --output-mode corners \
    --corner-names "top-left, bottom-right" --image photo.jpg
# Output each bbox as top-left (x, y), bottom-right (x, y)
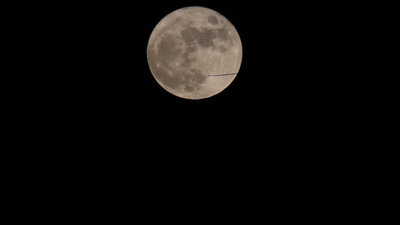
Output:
top-left (147, 6), bottom-right (242, 99)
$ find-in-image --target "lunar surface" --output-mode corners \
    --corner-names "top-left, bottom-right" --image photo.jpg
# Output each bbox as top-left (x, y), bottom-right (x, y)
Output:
top-left (147, 6), bottom-right (242, 99)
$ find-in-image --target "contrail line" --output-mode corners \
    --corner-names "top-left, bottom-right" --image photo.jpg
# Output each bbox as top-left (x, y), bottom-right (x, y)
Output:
top-left (208, 73), bottom-right (237, 76)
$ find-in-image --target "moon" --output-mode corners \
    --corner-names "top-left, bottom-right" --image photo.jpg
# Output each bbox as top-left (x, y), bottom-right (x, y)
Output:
top-left (147, 6), bottom-right (243, 100)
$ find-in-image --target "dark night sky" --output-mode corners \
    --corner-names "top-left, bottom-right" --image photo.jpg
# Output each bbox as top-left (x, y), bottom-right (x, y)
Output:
top-left (7, 1), bottom-right (349, 224)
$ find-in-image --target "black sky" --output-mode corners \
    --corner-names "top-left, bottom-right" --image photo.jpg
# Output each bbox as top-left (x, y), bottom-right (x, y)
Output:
top-left (9, 0), bottom-right (348, 223)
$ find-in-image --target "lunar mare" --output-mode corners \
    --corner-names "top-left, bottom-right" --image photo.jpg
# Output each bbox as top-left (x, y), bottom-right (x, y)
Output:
top-left (147, 6), bottom-right (242, 99)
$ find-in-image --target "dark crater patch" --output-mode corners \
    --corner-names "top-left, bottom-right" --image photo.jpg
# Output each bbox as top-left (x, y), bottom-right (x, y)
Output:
top-left (182, 27), bottom-right (217, 48)
top-left (157, 34), bottom-right (181, 62)
top-left (208, 15), bottom-right (218, 25)
top-left (218, 46), bottom-right (228, 52)
top-left (181, 27), bottom-right (200, 43)
top-left (198, 28), bottom-right (216, 47)
top-left (181, 50), bottom-right (195, 67)
top-left (216, 28), bottom-right (229, 40)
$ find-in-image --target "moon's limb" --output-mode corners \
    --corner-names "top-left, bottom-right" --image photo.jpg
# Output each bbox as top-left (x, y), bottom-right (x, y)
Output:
top-left (147, 6), bottom-right (242, 99)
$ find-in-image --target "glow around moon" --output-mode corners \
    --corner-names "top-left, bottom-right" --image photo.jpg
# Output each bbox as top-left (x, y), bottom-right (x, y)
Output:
top-left (147, 6), bottom-right (242, 99)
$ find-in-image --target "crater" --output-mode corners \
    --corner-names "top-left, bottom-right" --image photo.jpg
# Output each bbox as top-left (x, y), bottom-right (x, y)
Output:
top-left (152, 65), bottom-right (182, 90)
top-left (157, 34), bottom-right (181, 61)
top-left (218, 46), bottom-right (228, 52)
top-left (149, 50), bottom-right (206, 92)
top-left (181, 27), bottom-right (200, 43)
top-left (217, 28), bottom-right (229, 40)
top-left (183, 69), bottom-right (206, 92)
top-left (208, 15), bottom-right (218, 25)
top-left (198, 28), bottom-right (216, 47)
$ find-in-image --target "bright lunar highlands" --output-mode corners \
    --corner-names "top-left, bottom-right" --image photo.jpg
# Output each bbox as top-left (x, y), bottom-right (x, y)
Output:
top-left (147, 6), bottom-right (242, 99)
